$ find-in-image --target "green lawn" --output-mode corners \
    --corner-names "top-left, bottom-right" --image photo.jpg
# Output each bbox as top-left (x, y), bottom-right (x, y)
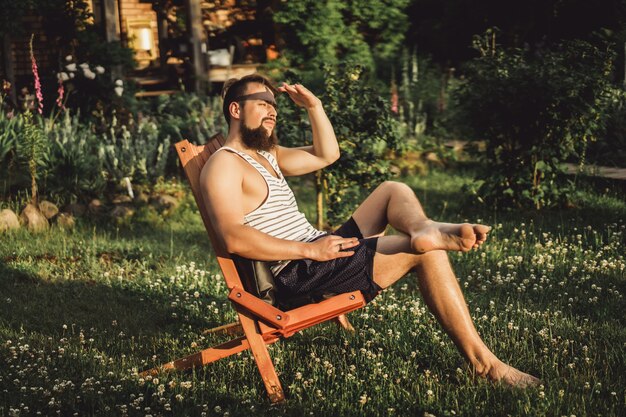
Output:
top-left (1, 167), bottom-right (624, 416)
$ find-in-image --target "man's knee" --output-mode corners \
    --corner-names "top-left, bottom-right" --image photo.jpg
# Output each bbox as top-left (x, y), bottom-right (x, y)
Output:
top-left (380, 180), bottom-right (414, 197)
top-left (416, 250), bottom-right (450, 269)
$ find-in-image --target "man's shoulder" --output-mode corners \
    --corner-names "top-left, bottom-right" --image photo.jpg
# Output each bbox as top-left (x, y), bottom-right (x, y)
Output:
top-left (202, 148), bottom-right (245, 182)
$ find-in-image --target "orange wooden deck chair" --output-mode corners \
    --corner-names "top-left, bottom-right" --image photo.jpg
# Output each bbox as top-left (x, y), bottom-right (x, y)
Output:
top-left (141, 134), bottom-right (366, 402)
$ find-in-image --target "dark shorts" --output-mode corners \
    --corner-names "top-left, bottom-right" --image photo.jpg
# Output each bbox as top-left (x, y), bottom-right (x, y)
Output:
top-left (274, 218), bottom-right (382, 308)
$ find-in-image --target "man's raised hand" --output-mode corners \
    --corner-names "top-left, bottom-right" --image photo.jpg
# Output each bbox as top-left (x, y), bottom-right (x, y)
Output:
top-left (278, 83), bottom-right (322, 110)
top-left (306, 235), bottom-right (360, 261)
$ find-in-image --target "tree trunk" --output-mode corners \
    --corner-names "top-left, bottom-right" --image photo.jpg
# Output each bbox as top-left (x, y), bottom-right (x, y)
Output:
top-left (315, 171), bottom-right (324, 230)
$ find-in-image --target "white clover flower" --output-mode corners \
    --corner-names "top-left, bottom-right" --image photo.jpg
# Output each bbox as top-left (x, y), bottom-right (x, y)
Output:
top-left (95, 65), bottom-right (105, 74)
top-left (65, 55), bottom-right (73, 62)
top-left (57, 72), bottom-right (70, 82)
top-left (65, 63), bottom-right (77, 72)
top-left (69, 72), bottom-right (75, 79)
top-left (79, 62), bottom-right (89, 69)
top-left (114, 86), bottom-right (124, 97)
top-left (83, 68), bottom-right (96, 79)
top-left (115, 79), bottom-right (124, 86)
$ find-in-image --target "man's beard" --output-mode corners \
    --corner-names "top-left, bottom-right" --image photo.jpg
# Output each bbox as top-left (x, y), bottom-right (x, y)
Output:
top-left (240, 118), bottom-right (278, 151)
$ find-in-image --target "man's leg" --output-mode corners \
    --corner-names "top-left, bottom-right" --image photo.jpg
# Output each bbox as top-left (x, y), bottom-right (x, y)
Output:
top-left (351, 181), bottom-right (490, 252)
top-left (370, 236), bottom-right (540, 387)
top-left (348, 181), bottom-right (539, 386)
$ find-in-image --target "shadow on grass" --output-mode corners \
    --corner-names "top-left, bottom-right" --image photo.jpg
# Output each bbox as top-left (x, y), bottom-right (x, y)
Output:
top-left (0, 263), bottom-right (227, 356)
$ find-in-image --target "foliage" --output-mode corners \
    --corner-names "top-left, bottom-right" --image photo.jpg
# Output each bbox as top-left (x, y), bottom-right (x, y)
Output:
top-left (321, 64), bottom-right (404, 226)
top-left (147, 93), bottom-right (228, 145)
top-left (0, 98), bottom-right (22, 183)
top-left (455, 37), bottom-right (614, 209)
top-left (14, 111), bottom-right (48, 204)
top-left (0, 0), bottom-right (36, 38)
top-left (42, 111), bottom-right (105, 204)
top-left (277, 64), bottom-right (404, 226)
top-left (99, 115), bottom-right (171, 186)
top-left (394, 48), bottom-right (459, 143)
top-left (57, 28), bottom-right (135, 115)
top-left (273, 0), bottom-right (410, 73)
top-left (585, 87), bottom-right (626, 167)
top-left (1, 91), bottom-right (228, 204)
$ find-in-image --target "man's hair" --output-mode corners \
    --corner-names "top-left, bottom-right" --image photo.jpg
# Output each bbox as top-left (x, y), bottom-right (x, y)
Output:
top-left (221, 74), bottom-right (278, 126)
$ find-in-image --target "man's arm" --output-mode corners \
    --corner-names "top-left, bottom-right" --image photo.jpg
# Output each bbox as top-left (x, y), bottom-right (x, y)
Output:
top-left (199, 152), bottom-right (359, 261)
top-left (275, 83), bottom-right (340, 176)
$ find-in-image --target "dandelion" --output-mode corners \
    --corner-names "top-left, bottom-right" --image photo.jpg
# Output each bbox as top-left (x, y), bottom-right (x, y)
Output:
top-left (29, 34), bottom-right (43, 114)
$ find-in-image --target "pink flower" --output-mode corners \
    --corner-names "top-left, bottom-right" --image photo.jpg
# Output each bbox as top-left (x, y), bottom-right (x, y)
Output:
top-left (29, 34), bottom-right (43, 115)
top-left (56, 78), bottom-right (65, 110)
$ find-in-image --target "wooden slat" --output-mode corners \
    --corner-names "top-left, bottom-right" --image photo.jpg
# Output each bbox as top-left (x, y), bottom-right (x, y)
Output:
top-left (228, 286), bottom-right (290, 328)
top-left (236, 307), bottom-right (285, 403)
top-left (140, 335), bottom-right (258, 376)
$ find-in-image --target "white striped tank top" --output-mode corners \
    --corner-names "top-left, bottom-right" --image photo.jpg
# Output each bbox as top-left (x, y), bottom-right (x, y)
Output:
top-left (217, 146), bottom-right (326, 275)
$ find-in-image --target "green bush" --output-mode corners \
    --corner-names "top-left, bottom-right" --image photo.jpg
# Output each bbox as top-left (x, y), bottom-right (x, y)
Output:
top-left (148, 92), bottom-right (227, 144)
top-left (585, 87), bottom-right (626, 167)
top-left (99, 115), bottom-right (170, 186)
top-left (42, 112), bottom-right (105, 203)
top-left (455, 38), bottom-right (614, 209)
top-left (273, 0), bottom-right (409, 74)
top-left (318, 64), bottom-right (404, 226)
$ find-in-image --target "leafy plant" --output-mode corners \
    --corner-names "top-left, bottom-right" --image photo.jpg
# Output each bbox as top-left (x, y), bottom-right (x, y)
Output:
top-left (319, 64), bottom-right (404, 226)
top-left (585, 87), bottom-right (626, 167)
top-left (99, 115), bottom-right (171, 186)
top-left (273, 0), bottom-right (410, 74)
top-left (42, 111), bottom-right (105, 204)
top-left (455, 36), bottom-right (614, 209)
top-left (149, 93), bottom-right (227, 144)
top-left (15, 111), bottom-right (48, 205)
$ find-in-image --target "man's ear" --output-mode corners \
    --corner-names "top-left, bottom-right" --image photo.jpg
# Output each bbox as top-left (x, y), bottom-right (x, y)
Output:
top-left (229, 101), bottom-right (241, 121)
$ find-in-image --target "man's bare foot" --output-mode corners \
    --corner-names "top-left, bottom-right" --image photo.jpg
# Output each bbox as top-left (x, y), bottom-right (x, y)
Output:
top-left (411, 221), bottom-right (491, 253)
top-left (483, 361), bottom-right (542, 388)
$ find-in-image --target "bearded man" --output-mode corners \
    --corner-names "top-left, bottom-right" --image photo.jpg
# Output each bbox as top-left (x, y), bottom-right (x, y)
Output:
top-left (199, 74), bottom-right (540, 387)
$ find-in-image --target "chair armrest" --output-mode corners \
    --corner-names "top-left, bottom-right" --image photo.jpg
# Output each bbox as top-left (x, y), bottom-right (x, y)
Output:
top-left (228, 286), bottom-right (290, 329)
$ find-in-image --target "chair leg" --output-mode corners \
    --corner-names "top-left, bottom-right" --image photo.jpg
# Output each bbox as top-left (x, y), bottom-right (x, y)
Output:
top-left (202, 321), bottom-right (243, 335)
top-left (335, 314), bottom-right (355, 332)
top-left (140, 336), bottom-right (250, 377)
top-left (237, 308), bottom-right (285, 403)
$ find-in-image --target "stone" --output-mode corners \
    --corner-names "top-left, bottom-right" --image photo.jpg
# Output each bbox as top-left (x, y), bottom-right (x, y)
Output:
top-left (153, 194), bottom-right (179, 211)
top-left (134, 191), bottom-right (150, 204)
top-left (64, 203), bottom-right (86, 217)
top-left (110, 205), bottom-right (134, 221)
top-left (38, 200), bottom-right (59, 219)
top-left (20, 203), bottom-right (49, 233)
top-left (88, 199), bottom-right (104, 214)
top-left (0, 209), bottom-right (20, 232)
top-left (112, 194), bottom-right (133, 204)
top-left (56, 213), bottom-right (75, 229)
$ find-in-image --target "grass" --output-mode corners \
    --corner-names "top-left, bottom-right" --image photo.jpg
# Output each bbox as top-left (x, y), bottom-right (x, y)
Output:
top-left (1, 167), bottom-right (625, 416)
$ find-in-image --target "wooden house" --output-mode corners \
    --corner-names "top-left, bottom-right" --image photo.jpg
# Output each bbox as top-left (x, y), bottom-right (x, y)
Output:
top-left (1, 0), bottom-right (278, 104)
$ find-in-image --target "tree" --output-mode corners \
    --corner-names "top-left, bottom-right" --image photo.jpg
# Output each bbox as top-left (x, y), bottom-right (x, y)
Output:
top-left (455, 36), bottom-right (614, 209)
top-left (273, 0), bottom-right (410, 74)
